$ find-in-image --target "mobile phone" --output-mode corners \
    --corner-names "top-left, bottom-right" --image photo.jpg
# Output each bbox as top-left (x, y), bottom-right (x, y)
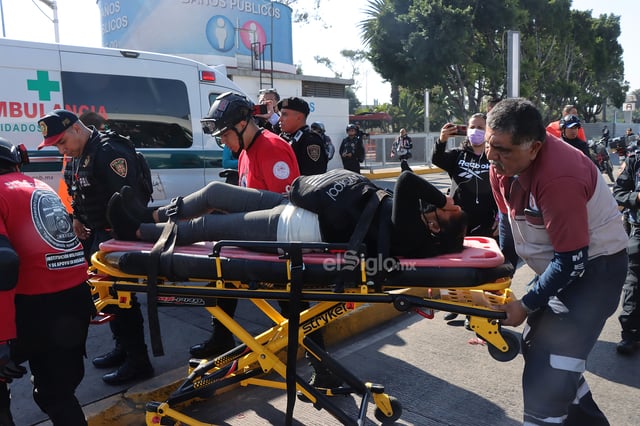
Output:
top-left (252, 104), bottom-right (269, 115)
top-left (455, 125), bottom-right (467, 136)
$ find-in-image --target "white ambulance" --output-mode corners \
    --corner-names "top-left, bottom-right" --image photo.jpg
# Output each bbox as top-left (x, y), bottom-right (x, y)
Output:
top-left (0, 38), bottom-right (247, 204)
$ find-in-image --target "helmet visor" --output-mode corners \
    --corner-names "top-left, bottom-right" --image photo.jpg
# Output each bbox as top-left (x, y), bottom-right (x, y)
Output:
top-left (201, 118), bottom-right (229, 137)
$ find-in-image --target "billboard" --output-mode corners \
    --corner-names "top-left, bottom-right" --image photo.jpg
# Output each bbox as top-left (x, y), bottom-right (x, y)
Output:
top-left (97, 0), bottom-right (293, 70)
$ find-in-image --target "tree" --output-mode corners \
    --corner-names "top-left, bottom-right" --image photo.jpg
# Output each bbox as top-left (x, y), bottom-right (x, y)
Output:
top-left (361, 0), bottom-right (626, 123)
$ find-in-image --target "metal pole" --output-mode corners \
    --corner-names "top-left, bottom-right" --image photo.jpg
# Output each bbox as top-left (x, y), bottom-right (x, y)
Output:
top-left (507, 30), bottom-right (520, 98)
top-left (0, 0), bottom-right (6, 37)
top-left (39, 0), bottom-right (59, 43)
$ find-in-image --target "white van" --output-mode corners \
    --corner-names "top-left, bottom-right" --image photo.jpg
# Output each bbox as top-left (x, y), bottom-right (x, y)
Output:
top-left (0, 38), bottom-right (246, 204)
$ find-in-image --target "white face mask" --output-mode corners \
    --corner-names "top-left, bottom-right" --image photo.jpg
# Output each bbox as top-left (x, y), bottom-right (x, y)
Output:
top-left (467, 128), bottom-right (486, 146)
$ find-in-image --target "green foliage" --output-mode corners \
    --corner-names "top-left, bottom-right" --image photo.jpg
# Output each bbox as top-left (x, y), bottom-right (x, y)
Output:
top-left (362, 0), bottom-right (627, 123)
top-left (345, 87), bottom-right (362, 114)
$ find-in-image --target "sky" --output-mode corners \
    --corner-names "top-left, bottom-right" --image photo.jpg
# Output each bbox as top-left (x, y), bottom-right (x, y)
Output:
top-left (0, 0), bottom-right (638, 105)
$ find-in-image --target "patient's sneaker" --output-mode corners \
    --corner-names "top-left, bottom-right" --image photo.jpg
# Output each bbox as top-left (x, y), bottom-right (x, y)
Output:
top-left (120, 185), bottom-right (156, 223)
top-left (107, 193), bottom-right (141, 240)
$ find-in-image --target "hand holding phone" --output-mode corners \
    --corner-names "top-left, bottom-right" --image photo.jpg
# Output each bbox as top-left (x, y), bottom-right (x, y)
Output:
top-left (455, 125), bottom-right (467, 136)
top-left (252, 104), bottom-right (269, 115)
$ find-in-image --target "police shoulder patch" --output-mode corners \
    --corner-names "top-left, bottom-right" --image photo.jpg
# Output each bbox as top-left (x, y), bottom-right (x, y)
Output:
top-left (307, 144), bottom-right (321, 162)
top-left (110, 158), bottom-right (128, 177)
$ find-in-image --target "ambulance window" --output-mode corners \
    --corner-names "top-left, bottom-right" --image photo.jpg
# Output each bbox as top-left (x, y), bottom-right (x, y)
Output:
top-left (61, 72), bottom-right (193, 149)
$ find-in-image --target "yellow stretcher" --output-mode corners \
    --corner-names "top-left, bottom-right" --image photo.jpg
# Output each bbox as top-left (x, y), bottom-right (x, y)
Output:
top-left (89, 236), bottom-right (517, 426)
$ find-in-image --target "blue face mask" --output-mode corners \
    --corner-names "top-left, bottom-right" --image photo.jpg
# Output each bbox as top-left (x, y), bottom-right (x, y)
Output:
top-left (467, 128), bottom-right (486, 146)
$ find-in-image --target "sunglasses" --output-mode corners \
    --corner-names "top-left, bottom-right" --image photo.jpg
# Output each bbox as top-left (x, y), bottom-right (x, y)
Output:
top-left (259, 88), bottom-right (278, 94)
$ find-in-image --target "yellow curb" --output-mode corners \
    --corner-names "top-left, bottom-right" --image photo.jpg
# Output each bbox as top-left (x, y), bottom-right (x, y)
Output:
top-left (85, 288), bottom-right (425, 425)
top-left (361, 166), bottom-right (443, 179)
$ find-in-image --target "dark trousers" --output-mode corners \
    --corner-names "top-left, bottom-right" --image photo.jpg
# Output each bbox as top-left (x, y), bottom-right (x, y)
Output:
top-left (91, 229), bottom-right (148, 359)
top-left (620, 227), bottom-right (640, 340)
top-left (521, 250), bottom-right (626, 425)
top-left (12, 283), bottom-right (94, 426)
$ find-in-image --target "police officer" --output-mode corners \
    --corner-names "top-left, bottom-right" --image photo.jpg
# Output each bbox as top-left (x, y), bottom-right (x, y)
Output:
top-left (37, 109), bottom-right (154, 385)
top-left (613, 149), bottom-right (640, 355)
top-left (0, 138), bottom-right (94, 425)
top-left (339, 124), bottom-right (365, 173)
top-left (278, 97), bottom-right (328, 175)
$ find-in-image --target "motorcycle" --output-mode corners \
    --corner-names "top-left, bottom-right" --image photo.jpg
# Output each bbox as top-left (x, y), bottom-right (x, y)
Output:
top-left (589, 137), bottom-right (615, 182)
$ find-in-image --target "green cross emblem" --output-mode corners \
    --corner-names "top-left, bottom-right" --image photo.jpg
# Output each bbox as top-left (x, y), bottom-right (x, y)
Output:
top-left (27, 70), bottom-right (61, 101)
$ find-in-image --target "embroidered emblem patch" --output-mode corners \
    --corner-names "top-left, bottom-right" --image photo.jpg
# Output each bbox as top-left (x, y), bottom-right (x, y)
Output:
top-left (110, 158), bottom-right (128, 177)
top-left (307, 144), bottom-right (321, 162)
top-left (273, 161), bottom-right (291, 180)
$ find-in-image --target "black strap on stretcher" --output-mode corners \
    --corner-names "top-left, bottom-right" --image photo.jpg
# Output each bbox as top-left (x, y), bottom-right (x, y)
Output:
top-left (285, 189), bottom-right (389, 425)
top-left (146, 196), bottom-right (183, 357)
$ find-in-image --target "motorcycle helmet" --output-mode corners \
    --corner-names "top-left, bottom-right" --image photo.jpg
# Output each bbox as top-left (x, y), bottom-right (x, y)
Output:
top-left (346, 123), bottom-right (358, 132)
top-left (201, 92), bottom-right (254, 137)
top-left (560, 114), bottom-right (581, 129)
top-left (311, 122), bottom-right (325, 133)
top-left (0, 137), bottom-right (28, 167)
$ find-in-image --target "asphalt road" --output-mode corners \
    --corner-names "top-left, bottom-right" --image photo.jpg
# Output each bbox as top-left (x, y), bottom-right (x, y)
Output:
top-left (9, 168), bottom-right (637, 425)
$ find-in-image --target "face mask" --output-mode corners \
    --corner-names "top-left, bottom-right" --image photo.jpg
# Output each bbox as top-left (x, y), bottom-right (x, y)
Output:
top-left (467, 128), bottom-right (485, 146)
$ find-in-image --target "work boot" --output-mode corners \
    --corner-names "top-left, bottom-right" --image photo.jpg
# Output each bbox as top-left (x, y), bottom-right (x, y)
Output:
top-left (120, 185), bottom-right (156, 223)
top-left (298, 359), bottom-right (343, 403)
top-left (0, 384), bottom-right (14, 426)
top-left (189, 334), bottom-right (235, 359)
top-left (307, 356), bottom-right (342, 389)
top-left (106, 193), bottom-right (140, 241)
top-left (102, 354), bottom-right (154, 386)
top-left (92, 344), bottom-right (126, 369)
top-left (616, 338), bottom-right (639, 355)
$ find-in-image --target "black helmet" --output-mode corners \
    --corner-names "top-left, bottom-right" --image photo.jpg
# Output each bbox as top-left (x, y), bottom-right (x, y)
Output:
top-left (0, 137), bottom-right (28, 167)
top-left (201, 92), bottom-right (254, 136)
top-left (310, 122), bottom-right (325, 133)
top-left (346, 124), bottom-right (358, 132)
top-left (560, 114), bottom-right (581, 129)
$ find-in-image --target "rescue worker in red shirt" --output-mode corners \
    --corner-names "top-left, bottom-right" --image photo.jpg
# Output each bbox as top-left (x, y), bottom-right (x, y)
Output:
top-left (190, 92), bottom-right (300, 359)
top-left (0, 138), bottom-right (94, 426)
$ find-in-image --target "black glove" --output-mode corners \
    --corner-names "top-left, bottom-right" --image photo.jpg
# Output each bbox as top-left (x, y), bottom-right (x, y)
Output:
top-left (0, 343), bottom-right (25, 384)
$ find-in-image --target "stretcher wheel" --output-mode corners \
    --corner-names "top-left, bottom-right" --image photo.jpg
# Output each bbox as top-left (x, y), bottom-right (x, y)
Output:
top-left (374, 396), bottom-right (402, 424)
top-left (487, 330), bottom-right (520, 362)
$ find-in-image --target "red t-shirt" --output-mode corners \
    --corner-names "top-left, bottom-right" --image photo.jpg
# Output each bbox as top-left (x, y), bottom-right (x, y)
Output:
top-left (238, 130), bottom-right (300, 193)
top-left (0, 172), bottom-right (88, 340)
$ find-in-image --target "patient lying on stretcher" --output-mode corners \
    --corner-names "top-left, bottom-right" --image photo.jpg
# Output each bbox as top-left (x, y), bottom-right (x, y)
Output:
top-left (106, 169), bottom-right (468, 258)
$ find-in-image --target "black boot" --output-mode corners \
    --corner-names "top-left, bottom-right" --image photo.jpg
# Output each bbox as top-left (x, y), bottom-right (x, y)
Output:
top-left (189, 332), bottom-right (235, 359)
top-left (0, 383), bottom-right (14, 426)
top-left (92, 344), bottom-right (126, 369)
top-left (101, 351), bottom-right (154, 386)
top-left (120, 185), bottom-right (155, 223)
top-left (307, 363), bottom-right (343, 389)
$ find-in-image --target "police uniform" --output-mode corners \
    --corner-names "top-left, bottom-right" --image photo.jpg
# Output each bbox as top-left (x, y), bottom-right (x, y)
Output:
top-left (339, 134), bottom-right (364, 173)
top-left (38, 109), bottom-right (153, 385)
top-left (613, 149), bottom-right (640, 351)
top-left (0, 144), bottom-right (93, 425)
top-left (283, 125), bottom-right (328, 175)
top-left (64, 130), bottom-right (142, 252)
top-left (277, 97), bottom-right (328, 176)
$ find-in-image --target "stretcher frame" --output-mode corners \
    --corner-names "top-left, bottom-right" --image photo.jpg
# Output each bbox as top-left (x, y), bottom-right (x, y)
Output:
top-left (89, 238), bottom-right (517, 426)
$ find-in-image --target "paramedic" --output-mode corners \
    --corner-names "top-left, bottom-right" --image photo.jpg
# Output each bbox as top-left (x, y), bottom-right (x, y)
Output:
top-left (191, 92), bottom-right (301, 360)
top-left (0, 138), bottom-right (94, 425)
top-left (37, 109), bottom-right (153, 385)
top-left (487, 98), bottom-right (628, 425)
